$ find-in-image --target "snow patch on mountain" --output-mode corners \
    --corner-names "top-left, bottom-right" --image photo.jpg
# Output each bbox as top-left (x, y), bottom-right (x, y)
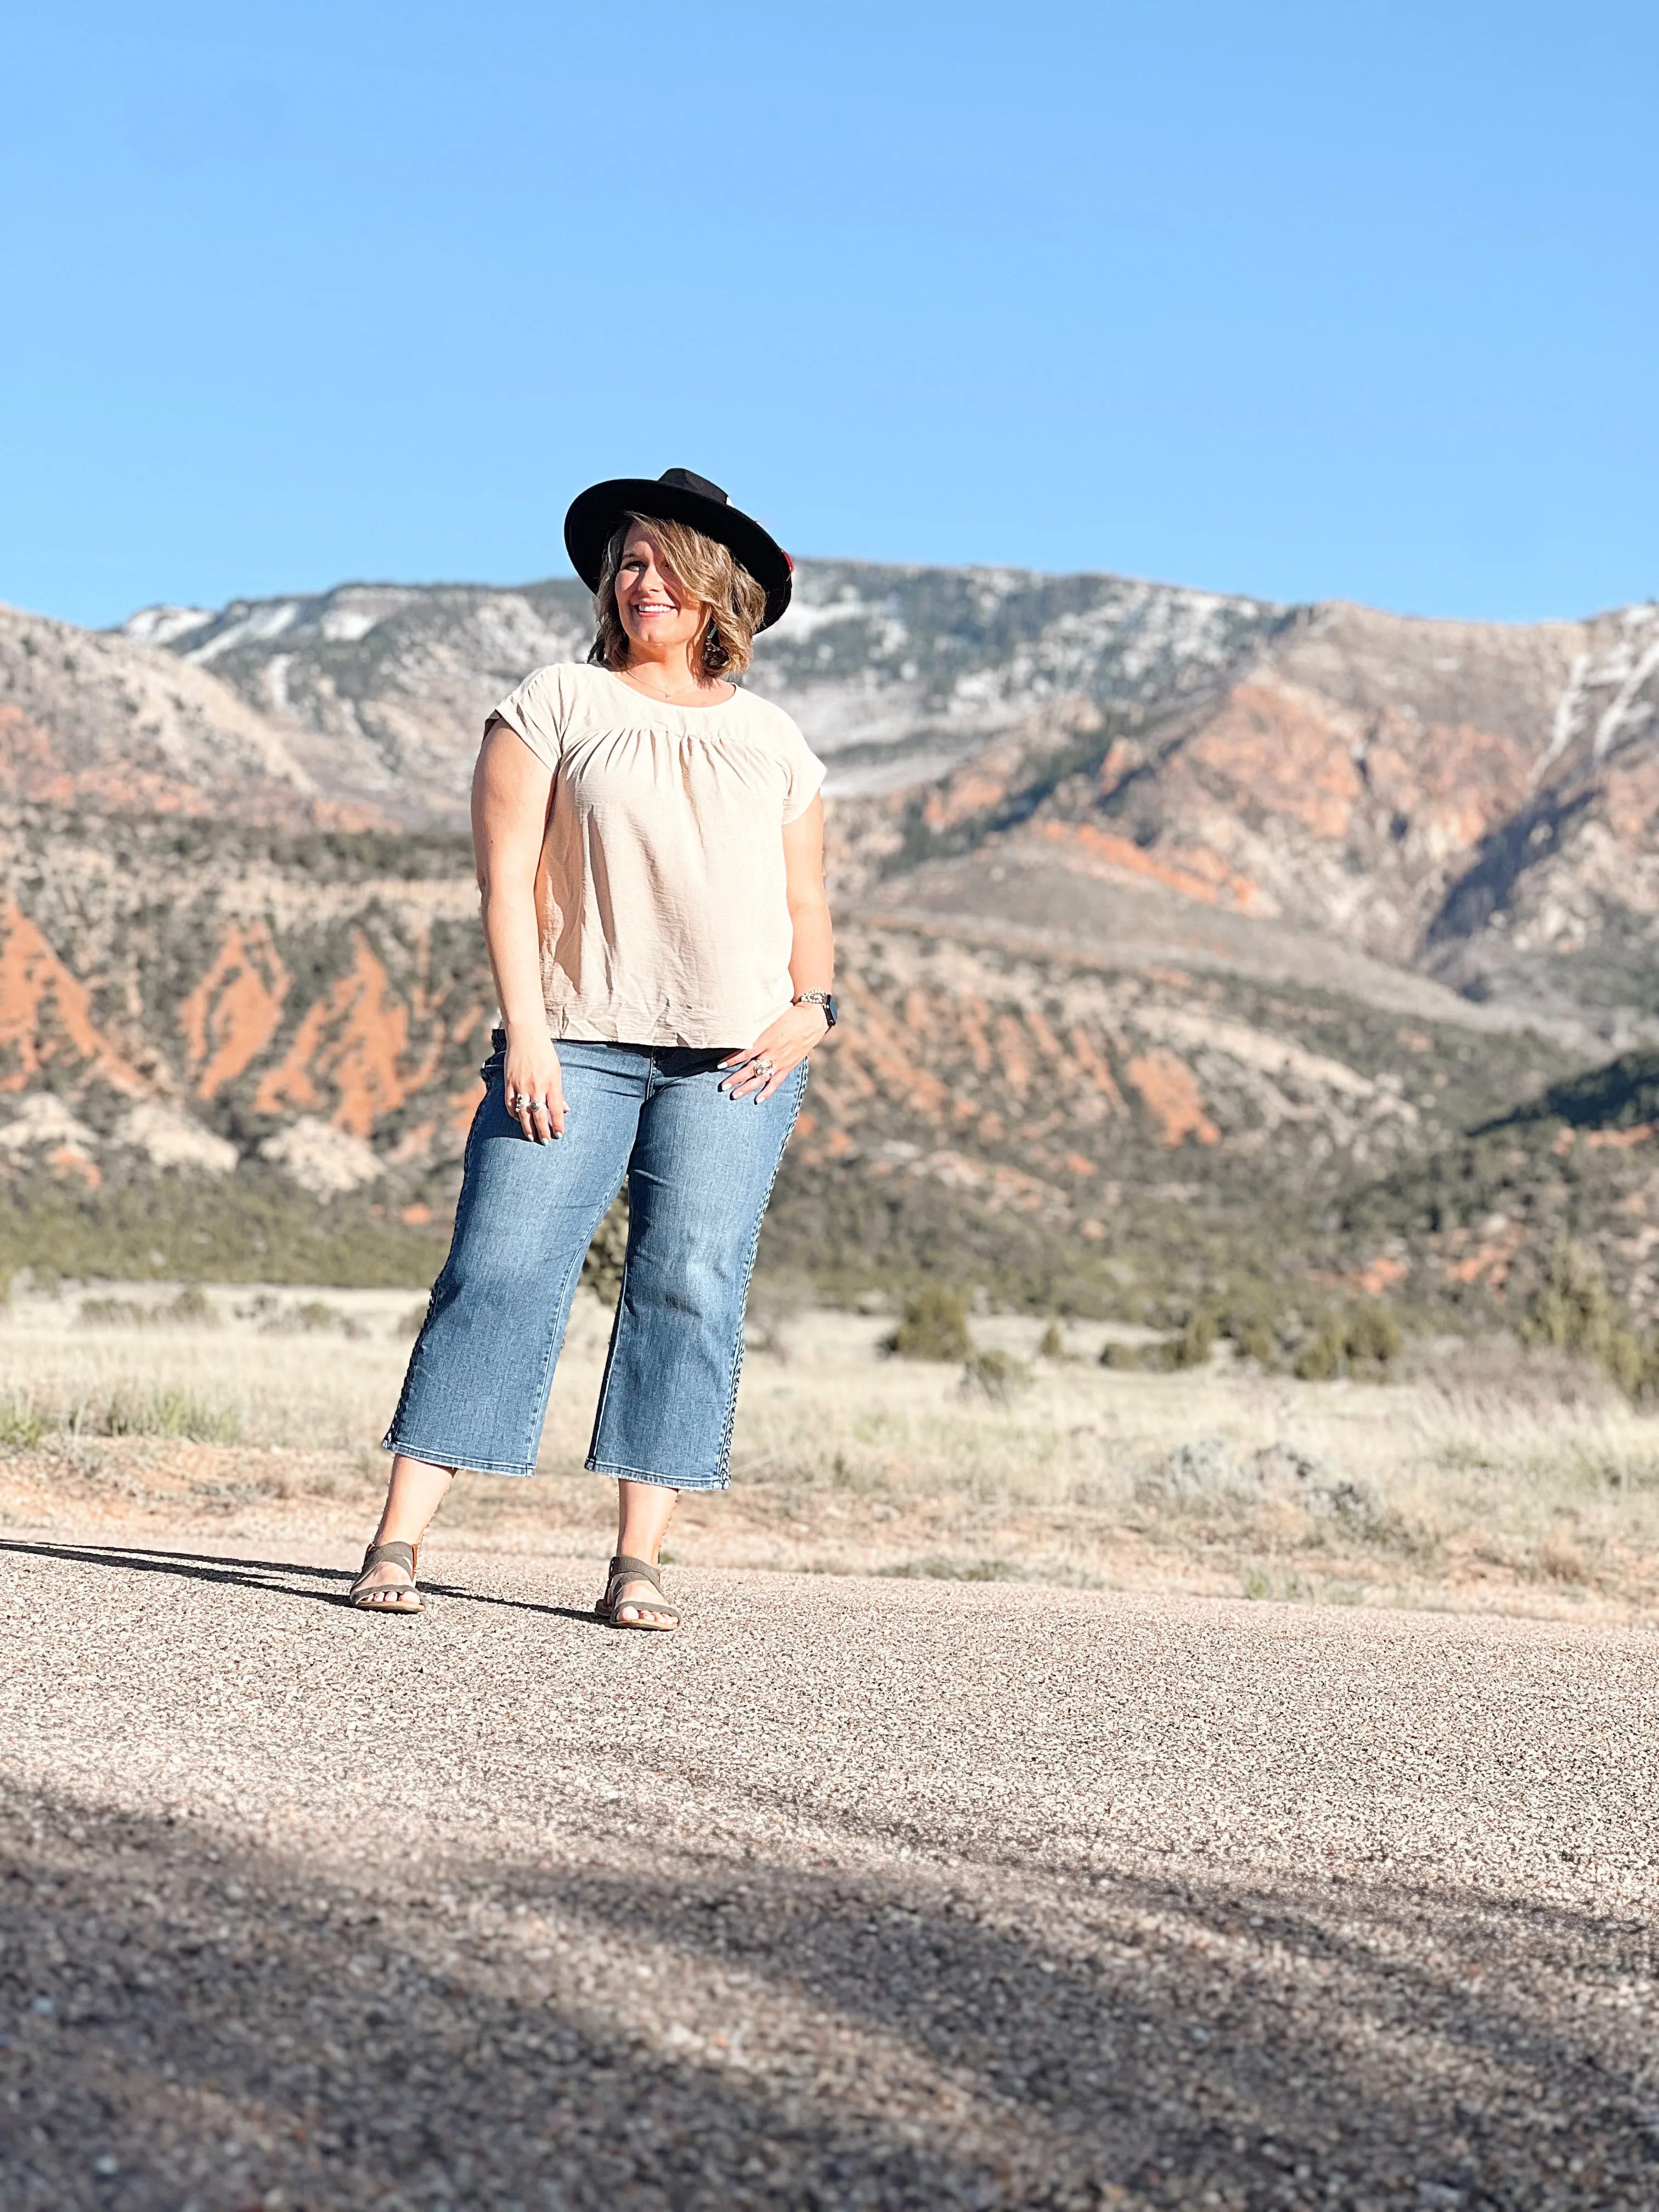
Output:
top-left (123, 606), bottom-right (216, 648)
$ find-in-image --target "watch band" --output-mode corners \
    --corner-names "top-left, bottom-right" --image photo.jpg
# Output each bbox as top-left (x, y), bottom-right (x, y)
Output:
top-left (793, 990), bottom-right (838, 1029)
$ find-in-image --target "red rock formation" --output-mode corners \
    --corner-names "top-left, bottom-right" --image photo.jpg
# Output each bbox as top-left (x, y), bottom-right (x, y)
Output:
top-left (180, 922), bottom-right (292, 1098)
top-left (0, 901), bottom-right (144, 1095)
top-left (1124, 1048), bottom-right (1220, 1148)
top-left (254, 934), bottom-right (444, 1137)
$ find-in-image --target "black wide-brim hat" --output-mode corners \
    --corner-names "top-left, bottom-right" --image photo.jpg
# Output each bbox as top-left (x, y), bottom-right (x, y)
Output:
top-left (563, 466), bottom-right (793, 630)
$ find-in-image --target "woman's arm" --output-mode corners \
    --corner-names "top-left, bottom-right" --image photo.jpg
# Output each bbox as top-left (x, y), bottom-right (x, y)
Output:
top-left (720, 796), bottom-right (836, 1102)
top-left (784, 796), bottom-right (835, 1005)
top-left (472, 721), bottom-right (567, 1141)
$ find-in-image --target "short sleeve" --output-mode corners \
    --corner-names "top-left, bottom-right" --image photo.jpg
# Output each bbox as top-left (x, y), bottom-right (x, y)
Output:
top-left (778, 713), bottom-right (827, 823)
top-left (487, 664), bottom-right (571, 772)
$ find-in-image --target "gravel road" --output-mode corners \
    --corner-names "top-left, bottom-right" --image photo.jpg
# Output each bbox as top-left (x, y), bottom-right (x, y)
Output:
top-left (2, 1533), bottom-right (1656, 2210)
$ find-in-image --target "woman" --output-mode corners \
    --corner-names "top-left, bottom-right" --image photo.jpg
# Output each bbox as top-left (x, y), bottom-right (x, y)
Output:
top-left (351, 467), bottom-right (835, 1629)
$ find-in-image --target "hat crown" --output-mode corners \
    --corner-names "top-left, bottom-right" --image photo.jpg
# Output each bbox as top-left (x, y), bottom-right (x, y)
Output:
top-left (658, 466), bottom-right (727, 506)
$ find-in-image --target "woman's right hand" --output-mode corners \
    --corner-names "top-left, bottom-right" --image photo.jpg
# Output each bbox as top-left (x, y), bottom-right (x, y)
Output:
top-left (502, 1025), bottom-right (568, 1142)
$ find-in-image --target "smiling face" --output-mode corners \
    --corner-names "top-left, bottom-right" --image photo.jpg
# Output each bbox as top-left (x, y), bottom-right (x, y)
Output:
top-left (614, 526), bottom-right (706, 662)
top-left (590, 512), bottom-right (768, 681)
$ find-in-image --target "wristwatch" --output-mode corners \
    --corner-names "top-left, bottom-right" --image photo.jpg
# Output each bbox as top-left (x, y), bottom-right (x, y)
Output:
top-left (793, 990), bottom-right (838, 1029)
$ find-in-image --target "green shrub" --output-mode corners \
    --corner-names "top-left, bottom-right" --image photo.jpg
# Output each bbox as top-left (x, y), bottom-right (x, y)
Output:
top-left (961, 1349), bottom-right (1029, 1402)
top-left (1293, 1323), bottom-right (1345, 1381)
top-left (89, 1389), bottom-right (241, 1443)
top-left (0, 1401), bottom-right (47, 1449)
top-left (239, 1293), bottom-right (364, 1338)
top-left (1092, 1295), bottom-right (1406, 1383)
top-left (1230, 1318), bottom-right (1279, 1365)
top-left (289, 1300), bottom-right (358, 1336)
top-left (887, 1285), bottom-right (973, 1361)
top-left (1521, 1242), bottom-right (1658, 1400)
top-left (79, 1296), bottom-right (151, 1328)
top-left (80, 1285), bottom-right (221, 1330)
top-left (1344, 1301), bottom-right (1402, 1369)
top-left (1037, 1321), bottom-right (1066, 1359)
top-left (1160, 1310), bottom-right (1218, 1370)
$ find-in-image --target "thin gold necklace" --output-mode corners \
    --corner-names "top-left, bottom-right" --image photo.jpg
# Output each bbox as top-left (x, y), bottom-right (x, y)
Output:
top-left (617, 668), bottom-right (729, 707)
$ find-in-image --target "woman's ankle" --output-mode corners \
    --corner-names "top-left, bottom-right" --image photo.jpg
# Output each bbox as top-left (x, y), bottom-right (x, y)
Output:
top-left (373, 1457), bottom-right (455, 1550)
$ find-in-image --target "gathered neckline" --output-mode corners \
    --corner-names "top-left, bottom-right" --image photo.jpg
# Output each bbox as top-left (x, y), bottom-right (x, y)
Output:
top-left (597, 666), bottom-right (740, 716)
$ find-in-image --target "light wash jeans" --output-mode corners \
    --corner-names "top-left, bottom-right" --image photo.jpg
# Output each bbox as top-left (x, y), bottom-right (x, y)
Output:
top-left (383, 1034), bottom-right (806, 1490)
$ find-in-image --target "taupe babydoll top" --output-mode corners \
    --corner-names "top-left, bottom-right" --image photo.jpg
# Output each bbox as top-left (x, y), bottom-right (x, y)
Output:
top-left (488, 661), bottom-right (826, 1050)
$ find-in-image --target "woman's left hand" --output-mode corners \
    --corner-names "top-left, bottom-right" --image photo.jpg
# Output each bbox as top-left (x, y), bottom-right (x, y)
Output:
top-left (719, 1002), bottom-right (829, 1102)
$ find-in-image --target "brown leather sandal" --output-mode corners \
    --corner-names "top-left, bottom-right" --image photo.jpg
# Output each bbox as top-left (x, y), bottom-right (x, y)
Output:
top-left (596, 1554), bottom-right (680, 1631)
top-left (349, 1540), bottom-right (422, 1614)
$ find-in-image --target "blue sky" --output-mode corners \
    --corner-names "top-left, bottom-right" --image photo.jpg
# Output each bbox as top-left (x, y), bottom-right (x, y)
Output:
top-left (4, 2), bottom-right (1656, 629)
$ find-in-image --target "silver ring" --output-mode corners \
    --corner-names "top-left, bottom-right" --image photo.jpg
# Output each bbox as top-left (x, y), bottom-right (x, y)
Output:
top-left (758, 1058), bottom-right (775, 1076)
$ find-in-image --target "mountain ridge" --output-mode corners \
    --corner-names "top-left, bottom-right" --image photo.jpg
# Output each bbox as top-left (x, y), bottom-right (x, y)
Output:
top-left (109, 565), bottom-right (1659, 1037)
top-left (1, 556), bottom-right (1655, 1338)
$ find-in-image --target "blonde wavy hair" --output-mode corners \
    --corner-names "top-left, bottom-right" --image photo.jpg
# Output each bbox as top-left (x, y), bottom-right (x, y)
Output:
top-left (588, 514), bottom-right (769, 680)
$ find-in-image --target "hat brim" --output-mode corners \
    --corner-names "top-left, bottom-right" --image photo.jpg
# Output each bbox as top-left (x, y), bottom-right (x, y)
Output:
top-left (563, 478), bottom-right (793, 631)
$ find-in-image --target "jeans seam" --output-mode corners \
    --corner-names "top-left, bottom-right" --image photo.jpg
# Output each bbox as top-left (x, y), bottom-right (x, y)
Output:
top-left (712, 1062), bottom-right (808, 1485)
top-left (381, 1087), bottom-right (486, 1454)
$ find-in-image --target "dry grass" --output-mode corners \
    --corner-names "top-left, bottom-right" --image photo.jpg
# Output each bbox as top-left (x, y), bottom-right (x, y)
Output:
top-left (3, 1284), bottom-right (1658, 1619)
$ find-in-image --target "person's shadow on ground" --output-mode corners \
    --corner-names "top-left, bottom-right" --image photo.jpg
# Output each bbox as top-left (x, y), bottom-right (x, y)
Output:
top-left (0, 1536), bottom-right (600, 1623)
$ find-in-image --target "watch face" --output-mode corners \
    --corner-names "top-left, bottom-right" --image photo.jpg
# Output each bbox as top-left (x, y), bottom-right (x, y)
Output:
top-left (825, 993), bottom-right (839, 1028)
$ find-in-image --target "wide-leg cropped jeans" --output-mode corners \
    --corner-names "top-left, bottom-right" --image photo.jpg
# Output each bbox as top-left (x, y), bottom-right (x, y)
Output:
top-left (383, 1034), bottom-right (806, 1491)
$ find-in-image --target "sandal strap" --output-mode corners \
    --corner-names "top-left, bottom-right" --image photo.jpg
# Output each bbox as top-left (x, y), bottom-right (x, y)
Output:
top-left (358, 1540), bottom-right (417, 1580)
top-left (607, 1553), bottom-right (662, 1596)
top-left (598, 1554), bottom-right (679, 1625)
